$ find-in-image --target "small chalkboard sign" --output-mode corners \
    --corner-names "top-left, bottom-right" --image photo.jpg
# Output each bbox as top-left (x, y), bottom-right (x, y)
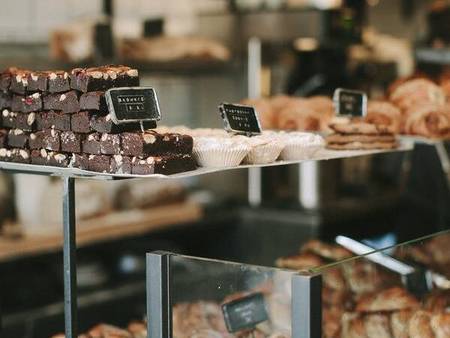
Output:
top-left (333, 88), bottom-right (367, 117)
top-left (222, 293), bottom-right (269, 333)
top-left (219, 103), bottom-right (262, 135)
top-left (105, 87), bottom-right (162, 125)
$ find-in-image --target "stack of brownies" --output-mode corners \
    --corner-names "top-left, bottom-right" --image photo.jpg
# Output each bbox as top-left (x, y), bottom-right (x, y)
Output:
top-left (0, 65), bottom-right (196, 175)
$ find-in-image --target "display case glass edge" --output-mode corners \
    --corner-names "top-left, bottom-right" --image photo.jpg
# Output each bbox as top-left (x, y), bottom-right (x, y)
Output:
top-left (146, 251), bottom-right (172, 338)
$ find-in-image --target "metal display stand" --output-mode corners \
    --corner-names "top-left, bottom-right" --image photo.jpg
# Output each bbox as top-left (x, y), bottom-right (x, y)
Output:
top-left (0, 141), bottom-right (420, 338)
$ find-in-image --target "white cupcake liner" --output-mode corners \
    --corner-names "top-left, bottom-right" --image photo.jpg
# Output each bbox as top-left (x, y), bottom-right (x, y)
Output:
top-left (244, 143), bottom-right (284, 164)
top-left (193, 147), bottom-right (249, 167)
top-left (280, 144), bottom-right (322, 161)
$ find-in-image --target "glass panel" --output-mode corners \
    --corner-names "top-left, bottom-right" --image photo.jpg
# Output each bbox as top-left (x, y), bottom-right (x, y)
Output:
top-left (169, 254), bottom-right (299, 338)
top-left (301, 230), bottom-right (450, 338)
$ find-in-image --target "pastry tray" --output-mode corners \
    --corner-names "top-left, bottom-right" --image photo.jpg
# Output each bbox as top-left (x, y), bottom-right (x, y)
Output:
top-left (0, 143), bottom-right (413, 180)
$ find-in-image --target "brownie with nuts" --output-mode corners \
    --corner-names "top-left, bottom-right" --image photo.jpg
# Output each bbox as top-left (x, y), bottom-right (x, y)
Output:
top-left (90, 114), bottom-right (156, 133)
top-left (31, 149), bottom-right (69, 167)
top-left (131, 154), bottom-right (196, 175)
top-left (71, 111), bottom-right (92, 133)
top-left (79, 91), bottom-right (107, 111)
top-left (70, 153), bottom-right (89, 170)
top-left (83, 132), bottom-right (120, 155)
top-left (2, 110), bottom-right (36, 131)
top-left (110, 155), bottom-right (132, 174)
top-left (0, 92), bottom-right (12, 109)
top-left (9, 69), bottom-right (31, 94)
top-left (7, 129), bottom-right (29, 148)
top-left (29, 129), bottom-right (60, 151)
top-left (43, 90), bottom-right (80, 113)
top-left (61, 131), bottom-right (83, 153)
top-left (11, 93), bottom-right (43, 113)
top-left (0, 67), bottom-right (16, 91)
top-left (47, 71), bottom-right (71, 93)
top-left (70, 65), bottom-right (139, 93)
top-left (27, 71), bottom-right (48, 92)
top-left (36, 111), bottom-right (71, 131)
top-left (121, 131), bottom-right (193, 157)
top-left (0, 129), bottom-right (7, 148)
top-left (87, 154), bottom-right (111, 173)
top-left (0, 148), bottom-right (30, 164)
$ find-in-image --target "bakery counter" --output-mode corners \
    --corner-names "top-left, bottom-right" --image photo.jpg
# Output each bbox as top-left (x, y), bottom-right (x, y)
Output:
top-left (0, 201), bottom-right (202, 262)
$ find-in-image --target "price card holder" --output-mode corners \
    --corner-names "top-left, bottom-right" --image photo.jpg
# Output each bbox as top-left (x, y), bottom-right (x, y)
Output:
top-left (222, 293), bottom-right (269, 333)
top-left (105, 87), bottom-right (162, 125)
top-left (333, 88), bottom-right (367, 117)
top-left (219, 103), bottom-right (262, 136)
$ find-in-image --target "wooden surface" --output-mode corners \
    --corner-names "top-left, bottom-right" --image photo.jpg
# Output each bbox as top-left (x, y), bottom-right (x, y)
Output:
top-left (0, 201), bottom-right (203, 262)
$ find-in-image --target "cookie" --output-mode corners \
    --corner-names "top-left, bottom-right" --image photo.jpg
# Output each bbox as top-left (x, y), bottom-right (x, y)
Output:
top-left (326, 133), bottom-right (396, 144)
top-left (326, 141), bottom-right (398, 150)
top-left (329, 122), bottom-right (394, 135)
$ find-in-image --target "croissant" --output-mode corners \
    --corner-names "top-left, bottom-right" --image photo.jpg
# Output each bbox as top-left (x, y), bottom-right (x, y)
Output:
top-left (403, 103), bottom-right (450, 139)
top-left (240, 98), bottom-right (275, 130)
top-left (390, 79), bottom-right (446, 113)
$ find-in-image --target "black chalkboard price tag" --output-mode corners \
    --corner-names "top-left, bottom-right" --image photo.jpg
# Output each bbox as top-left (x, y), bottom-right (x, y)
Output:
top-left (219, 103), bottom-right (262, 135)
top-left (333, 88), bottom-right (368, 117)
top-left (222, 293), bottom-right (269, 333)
top-left (105, 87), bottom-right (162, 125)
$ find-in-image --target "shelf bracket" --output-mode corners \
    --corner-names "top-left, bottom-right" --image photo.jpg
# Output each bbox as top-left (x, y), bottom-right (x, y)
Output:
top-left (63, 176), bottom-right (78, 338)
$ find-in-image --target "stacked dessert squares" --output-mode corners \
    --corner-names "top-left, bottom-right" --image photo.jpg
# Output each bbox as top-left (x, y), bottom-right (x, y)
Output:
top-left (0, 66), bottom-right (196, 175)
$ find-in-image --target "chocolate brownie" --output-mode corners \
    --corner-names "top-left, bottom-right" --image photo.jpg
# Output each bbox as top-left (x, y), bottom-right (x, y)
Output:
top-left (70, 153), bottom-right (89, 170)
top-left (43, 90), bottom-right (80, 113)
top-left (27, 71), bottom-right (48, 92)
top-left (29, 129), bottom-right (60, 151)
top-left (11, 93), bottom-right (43, 113)
top-left (0, 148), bottom-right (30, 164)
top-left (131, 154), bottom-right (196, 175)
top-left (0, 91), bottom-right (12, 109)
top-left (0, 148), bottom-right (12, 162)
top-left (71, 111), bottom-right (93, 133)
top-left (7, 129), bottom-right (29, 148)
top-left (61, 131), bottom-right (83, 153)
top-left (82, 132), bottom-right (120, 155)
top-left (121, 131), bottom-right (193, 157)
top-left (11, 148), bottom-right (31, 163)
top-left (2, 110), bottom-right (36, 131)
top-left (47, 71), bottom-right (70, 93)
top-left (70, 65), bottom-right (139, 93)
top-left (0, 129), bottom-right (7, 148)
top-left (10, 69), bottom-right (31, 94)
top-left (31, 149), bottom-right (69, 167)
top-left (121, 131), bottom-right (163, 157)
top-left (90, 114), bottom-right (156, 133)
top-left (79, 91), bottom-right (107, 111)
top-left (110, 155), bottom-right (132, 174)
top-left (36, 111), bottom-right (71, 131)
top-left (87, 154), bottom-right (111, 173)
top-left (99, 133), bottom-right (120, 155)
top-left (161, 133), bottom-right (193, 154)
top-left (82, 133), bottom-right (102, 154)
top-left (0, 67), bottom-right (16, 91)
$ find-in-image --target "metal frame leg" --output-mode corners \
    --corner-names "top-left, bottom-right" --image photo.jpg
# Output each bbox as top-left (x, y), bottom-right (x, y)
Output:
top-left (291, 273), bottom-right (322, 338)
top-left (146, 252), bottom-right (172, 338)
top-left (63, 177), bottom-right (77, 338)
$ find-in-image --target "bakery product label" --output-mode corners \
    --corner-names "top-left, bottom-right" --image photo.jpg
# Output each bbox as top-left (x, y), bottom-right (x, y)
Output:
top-left (105, 87), bottom-right (161, 125)
top-left (219, 103), bottom-right (262, 135)
top-left (222, 292), bottom-right (268, 333)
top-left (333, 88), bottom-right (367, 117)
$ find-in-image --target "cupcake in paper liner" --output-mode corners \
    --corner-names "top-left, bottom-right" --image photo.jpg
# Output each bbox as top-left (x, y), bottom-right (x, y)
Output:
top-left (193, 137), bottom-right (250, 167)
top-left (241, 134), bottom-right (285, 165)
top-left (279, 132), bottom-right (325, 161)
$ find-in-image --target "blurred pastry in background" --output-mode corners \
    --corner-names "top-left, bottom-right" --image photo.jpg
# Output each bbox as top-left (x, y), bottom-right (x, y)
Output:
top-left (365, 100), bottom-right (402, 134)
top-left (118, 36), bottom-right (230, 63)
